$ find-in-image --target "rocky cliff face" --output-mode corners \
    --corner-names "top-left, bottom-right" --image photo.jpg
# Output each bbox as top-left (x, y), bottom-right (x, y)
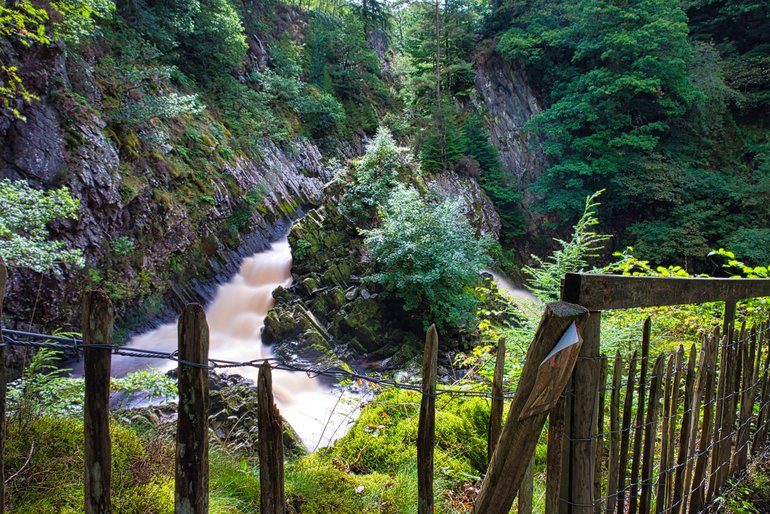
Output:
top-left (473, 42), bottom-right (550, 255)
top-left (0, 41), bottom-right (332, 335)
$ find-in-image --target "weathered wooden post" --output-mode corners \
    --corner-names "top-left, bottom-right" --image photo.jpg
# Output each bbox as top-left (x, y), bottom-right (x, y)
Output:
top-left (488, 339), bottom-right (505, 463)
top-left (547, 396), bottom-right (566, 514)
top-left (723, 300), bottom-right (736, 338)
top-left (417, 324), bottom-right (438, 514)
top-left (629, 317), bottom-right (651, 514)
top-left (258, 361), bottom-right (285, 514)
top-left (616, 351), bottom-right (638, 514)
top-left (175, 304), bottom-right (209, 514)
top-left (519, 456), bottom-right (534, 514)
top-left (83, 290), bottom-right (114, 514)
top-left (0, 258), bottom-right (6, 514)
top-left (570, 311), bottom-right (602, 514)
top-left (473, 302), bottom-right (589, 514)
top-left (689, 333), bottom-right (718, 512)
top-left (594, 355), bottom-right (608, 512)
top-left (640, 354), bottom-right (665, 514)
top-left (605, 351), bottom-right (622, 514)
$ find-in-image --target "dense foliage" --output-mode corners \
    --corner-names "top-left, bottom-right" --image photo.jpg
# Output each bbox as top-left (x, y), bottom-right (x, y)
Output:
top-left (0, 179), bottom-right (84, 273)
top-left (362, 185), bottom-right (492, 330)
top-left (486, 0), bottom-right (770, 266)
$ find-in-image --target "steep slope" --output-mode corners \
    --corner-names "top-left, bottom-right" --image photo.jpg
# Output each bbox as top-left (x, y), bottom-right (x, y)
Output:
top-left (473, 42), bottom-right (549, 257)
top-left (0, 3), bottom-right (360, 334)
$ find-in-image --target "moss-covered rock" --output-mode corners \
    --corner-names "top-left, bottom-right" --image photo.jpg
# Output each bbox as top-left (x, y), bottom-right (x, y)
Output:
top-left (321, 261), bottom-right (352, 286)
top-left (209, 381), bottom-right (305, 457)
top-left (263, 306), bottom-right (298, 343)
top-left (334, 297), bottom-right (383, 352)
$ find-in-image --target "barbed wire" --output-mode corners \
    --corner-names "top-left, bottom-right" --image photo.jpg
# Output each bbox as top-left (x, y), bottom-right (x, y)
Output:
top-left (0, 329), bottom-right (517, 400)
top-left (3, 317), bottom-right (769, 513)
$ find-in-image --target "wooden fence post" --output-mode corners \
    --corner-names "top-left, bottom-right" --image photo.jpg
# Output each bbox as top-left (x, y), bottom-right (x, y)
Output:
top-left (570, 311), bottom-right (602, 514)
top-left (473, 302), bottom-right (589, 514)
top-left (605, 351), bottom-right (622, 514)
top-left (640, 354), bottom-right (665, 514)
top-left (488, 339), bottom-right (505, 463)
top-left (83, 290), bottom-right (114, 514)
top-left (594, 355), bottom-right (608, 513)
top-left (175, 304), bottom-right (209, 514)
top-left (616, 351), bottom-right (638, 514)
top-left (417, 324), bottom-right (438, 514)
top-left (547, 396), bottom-right (566, 514)
top-left (723, 300), bottom-right (736, 339)
top-left (629, 317), bottom-right (651, 514)
top-left (671, 345), bottom-right (697, 514)
top-left (519, 456), bottom-right (534, 514)
top-left (656, 353), bottom-right (675, 514)
top-left (0, 258), bottom-right (6, 514)
top-left (259, 361), bottom-right (285, 514)
top-left (689, 332), bottom-right (718, 512)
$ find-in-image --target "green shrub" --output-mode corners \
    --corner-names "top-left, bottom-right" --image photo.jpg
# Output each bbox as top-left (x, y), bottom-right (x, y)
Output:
top-left (294, 88), bottom-right (346, 137)
top-left (0, 179), bottom-right (84, 273)
top-left (523, 190), bottom-right (610, 302)
top-left (111, 235), bottom-right (135, 256)
top-left (341, 127), bottom-right (411, 221)
top-left (362, 185), bottom-right (492, 330)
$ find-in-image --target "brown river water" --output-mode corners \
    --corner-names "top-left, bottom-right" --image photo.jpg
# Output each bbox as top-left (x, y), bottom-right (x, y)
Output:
top-left (110, 238), bottom-right (355, 449)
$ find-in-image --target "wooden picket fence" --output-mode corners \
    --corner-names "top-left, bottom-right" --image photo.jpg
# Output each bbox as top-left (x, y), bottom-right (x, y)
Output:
top-left (1, 258), bottom-right (770, 514)
top-left (552, 273), bottom-right (770, 514)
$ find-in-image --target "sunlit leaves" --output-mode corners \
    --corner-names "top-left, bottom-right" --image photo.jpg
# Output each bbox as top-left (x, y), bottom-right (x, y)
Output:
top-left (361, 185), bottom-right (492, 330)
top-left (0, 179), bottom-right (85, 274)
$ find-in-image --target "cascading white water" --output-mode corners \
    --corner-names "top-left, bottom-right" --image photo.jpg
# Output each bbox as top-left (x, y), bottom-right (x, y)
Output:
top-left (487, 270), bottom-right (540, 303)
top-left (111, 238), bottom-right (354, 449)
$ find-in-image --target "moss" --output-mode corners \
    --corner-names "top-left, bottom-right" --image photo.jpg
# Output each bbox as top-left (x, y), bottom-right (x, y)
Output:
top-left (5, 417), bottom-right (167, 513)
top-left (325, 390), bottom-right (488, 483)
top-left (121, 130), bottom-right (142, 159)
top-left (286, 460), bottom-right (365, 514)
top-left (335, 297), bottom-right (383, 351)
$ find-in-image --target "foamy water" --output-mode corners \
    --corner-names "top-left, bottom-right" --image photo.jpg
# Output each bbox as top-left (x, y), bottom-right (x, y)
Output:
top-left (110, 239), bottom-right (355, 449)
top-left (487, 270), bottom-right (540, 303)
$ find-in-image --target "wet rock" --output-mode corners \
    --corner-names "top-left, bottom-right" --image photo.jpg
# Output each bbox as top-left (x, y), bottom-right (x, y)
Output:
top-left (334, 297), bottom-right (383, 352)
top-left (272, 285), bottom-right (293, 305)
top-left (263, 307), bottom-right (299, 344)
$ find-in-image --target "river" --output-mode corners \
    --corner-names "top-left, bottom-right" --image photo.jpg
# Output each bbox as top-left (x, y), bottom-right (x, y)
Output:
top-left (109, 238), bottom-right (355, 450)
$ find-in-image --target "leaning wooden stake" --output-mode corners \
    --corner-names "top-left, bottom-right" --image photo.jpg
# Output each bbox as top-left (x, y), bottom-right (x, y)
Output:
top-left (259, 361), bottom-right (285, 514)
top-left (546, 396), bottom-right (566, 514)
top-left (417, 325), bottom-right (439, 514)
top-left (616, 351), bottom-right (638, 514)
top-left (175, 304), bottom-right (210, 514)
top-left (734, 328), bottom-right (756, 474)
top-left (519, 456), bottom-right (534, 514)
top-left (473, 302), bottom-right (589, 514)
top-left (488, 339), bottom-right (506, 463)
top-left (0, 258), bottom-right (6, 514)
top-left (671, 344), bottom-right (697, 514)
top-left (655, 353), bottom-right (675, 514)
top-left (83, 290), bottom-right (114, 514)
top-left (594, 355), bottom-right (608, 513)
top-left (690, 333), bottom-right (718, 512)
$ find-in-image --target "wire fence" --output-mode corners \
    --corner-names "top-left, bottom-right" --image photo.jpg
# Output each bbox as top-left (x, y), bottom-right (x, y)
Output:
top-left (561, 321), bottom-right (770, 514)
top-left (0, 328), bottom-right (518, 400)
top-left (3, 314), bottom-right (770, 514)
